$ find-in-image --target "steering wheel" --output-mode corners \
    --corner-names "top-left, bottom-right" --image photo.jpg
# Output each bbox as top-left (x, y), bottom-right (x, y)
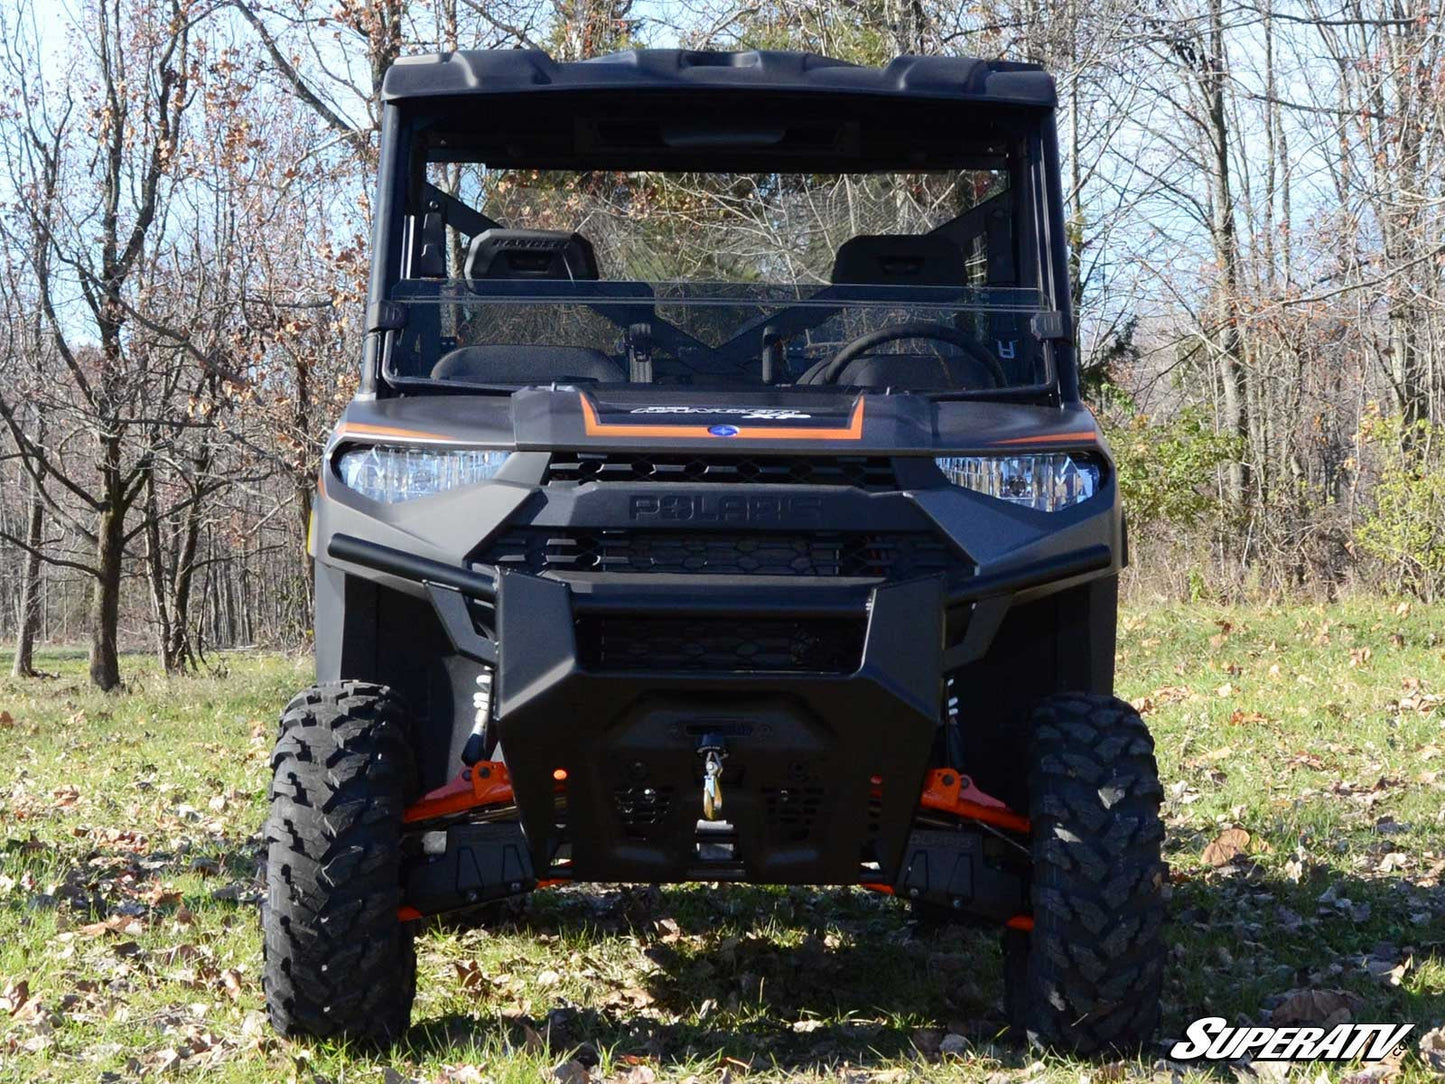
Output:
top-left (813, 321), bottom-right (1008, 388)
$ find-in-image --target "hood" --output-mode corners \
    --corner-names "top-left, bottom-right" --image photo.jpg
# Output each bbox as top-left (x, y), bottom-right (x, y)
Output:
top-left (336, 387), bottom-right (1100, 456)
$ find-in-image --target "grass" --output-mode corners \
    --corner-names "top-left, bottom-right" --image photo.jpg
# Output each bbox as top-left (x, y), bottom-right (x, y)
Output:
top-left (0, 600), bottom-right (1442, 1082)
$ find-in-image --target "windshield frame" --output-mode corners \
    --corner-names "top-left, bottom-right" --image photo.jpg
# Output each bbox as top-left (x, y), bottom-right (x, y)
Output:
top-left (361, 91), bottom-right (1075, 404)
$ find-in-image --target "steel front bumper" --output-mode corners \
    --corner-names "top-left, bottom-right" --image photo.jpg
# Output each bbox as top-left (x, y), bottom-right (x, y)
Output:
top-left (326, 533), bottom-right (1107, 885)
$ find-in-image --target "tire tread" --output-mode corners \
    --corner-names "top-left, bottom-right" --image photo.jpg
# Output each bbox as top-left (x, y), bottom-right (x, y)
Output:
top-left (1009, 692), bottom-right (1166, 1054)
top-left (261, 681), bottom-right (416, 1044)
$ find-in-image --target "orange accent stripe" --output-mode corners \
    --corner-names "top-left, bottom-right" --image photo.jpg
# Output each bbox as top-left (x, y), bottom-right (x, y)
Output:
top-left (1005, 914), bottom-right (1034, 931)
top-left (991, 430), bottom-right (1098, 447)
top-left (861, 882), bottom-right (895, 896)
top-left (335, 420), bottom-right (454, 443)
top-left (580, 396), bottom-right (866, 441)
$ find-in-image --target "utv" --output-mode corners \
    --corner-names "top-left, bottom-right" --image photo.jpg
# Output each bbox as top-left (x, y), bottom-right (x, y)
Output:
top-left (263, 48), bottom-right (1165, 1054)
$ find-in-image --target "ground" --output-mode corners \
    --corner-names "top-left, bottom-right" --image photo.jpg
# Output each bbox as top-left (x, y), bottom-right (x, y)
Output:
top-left (1, 601), bottom-right (1443, 1083)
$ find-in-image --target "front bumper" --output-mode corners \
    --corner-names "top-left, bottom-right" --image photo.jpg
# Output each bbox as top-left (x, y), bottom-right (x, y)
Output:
top-left (326, 533), bottom-right (1107, 884)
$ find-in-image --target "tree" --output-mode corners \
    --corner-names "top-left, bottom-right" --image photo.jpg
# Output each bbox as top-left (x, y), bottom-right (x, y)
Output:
top-left (0, 0), bottom-right (199, 688)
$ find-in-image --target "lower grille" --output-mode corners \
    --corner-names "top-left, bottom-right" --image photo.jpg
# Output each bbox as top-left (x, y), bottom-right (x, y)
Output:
top-left (481, 528), bottom-right (958, 579)
top-left (614, 784), bottom-right (674, 836)
top-left (576, 615), bottom-right (865, 673)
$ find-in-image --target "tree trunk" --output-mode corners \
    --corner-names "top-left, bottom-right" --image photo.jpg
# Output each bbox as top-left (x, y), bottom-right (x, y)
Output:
top-left (165, 470), bottom-right (206, 673)
top-left (89, 502), bottom-right (125, 691)
top-left (1204, 0), bottom-right (1249, 507)
top-left (298, 479), bottom-right (315, 616)
top-left (11, 480), bottom-right (44, 677)
top-left (144, 473), bottom-right (178, 672)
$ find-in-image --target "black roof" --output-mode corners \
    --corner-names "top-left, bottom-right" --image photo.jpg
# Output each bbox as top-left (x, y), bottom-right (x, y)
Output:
top-left (381, 49), bottom-right (1055, 108)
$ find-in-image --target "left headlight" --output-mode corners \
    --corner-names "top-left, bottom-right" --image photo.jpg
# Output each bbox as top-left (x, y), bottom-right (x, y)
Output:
top-left (936, 453), bottom-right (1100, 512)
top-left (336, 444), bottom-right (510, 503)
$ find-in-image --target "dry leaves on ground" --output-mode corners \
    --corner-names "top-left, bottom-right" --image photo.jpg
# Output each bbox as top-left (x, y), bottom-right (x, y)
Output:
top-left (1203, 827), bottom-right (1252, 866)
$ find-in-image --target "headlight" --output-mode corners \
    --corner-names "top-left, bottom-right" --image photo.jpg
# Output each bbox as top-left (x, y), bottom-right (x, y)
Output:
top-left (936, 453), bottom-right (1099, 512)
top-left (336, 444), bottom-right (509, 503)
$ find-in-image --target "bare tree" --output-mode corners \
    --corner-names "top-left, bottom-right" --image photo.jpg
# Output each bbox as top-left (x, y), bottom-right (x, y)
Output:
top-left (0, 0), bottom-right (199, 688)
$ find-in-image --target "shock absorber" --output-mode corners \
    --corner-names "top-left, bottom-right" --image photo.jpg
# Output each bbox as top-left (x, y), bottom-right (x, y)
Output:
top-left (460, 669), bottom-right (494, 766)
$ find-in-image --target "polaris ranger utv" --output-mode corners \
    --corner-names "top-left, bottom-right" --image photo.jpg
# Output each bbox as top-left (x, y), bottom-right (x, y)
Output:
top-left (263, 47), bottom-right (1165, 1053)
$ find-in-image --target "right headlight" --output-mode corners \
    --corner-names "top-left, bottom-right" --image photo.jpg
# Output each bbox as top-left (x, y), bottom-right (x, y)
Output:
top-left (336, 444), bottom-right (510, 503)
top-left (936, 453), bottom-right (1100, 512)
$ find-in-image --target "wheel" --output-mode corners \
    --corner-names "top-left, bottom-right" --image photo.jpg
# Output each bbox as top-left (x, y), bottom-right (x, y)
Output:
top-left (261, 682), bottom-right (418, 1045)
top-left (1004, 693), bottom-right (1166, 1053)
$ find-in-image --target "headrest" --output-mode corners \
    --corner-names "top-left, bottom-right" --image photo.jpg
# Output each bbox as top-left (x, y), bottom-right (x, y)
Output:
top-left (464, 229), bottom-right (599, 281)
top-left (830, 234), bottom-right (962, 286)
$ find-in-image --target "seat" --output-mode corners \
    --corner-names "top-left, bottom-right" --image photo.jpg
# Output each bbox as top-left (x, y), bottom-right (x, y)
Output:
top-left (431, 344), bottom-right (625, 383)
top-left (830, 234), bottom-right (962, 286)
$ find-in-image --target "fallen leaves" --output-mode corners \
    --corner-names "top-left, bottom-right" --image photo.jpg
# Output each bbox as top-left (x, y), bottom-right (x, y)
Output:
top-left (1228, 709), bottom-right (1270, 726)
top-left (1132, 684), bottom-right (1192, 715)
top-left (0, 979), bottom-right (30, 1015)
top-left (1420, 1025), bottom-right (1445, 1074)
top-left (1269, 988), bottom-right (1361, 1027)
top-left (453, 959), bottom-right (494, 994)
top-left (552, 1058), bottom-right (590, 1083)
top-left (219, 967), bottom-right (245, 1001)
top-left (1203, 827), bottom-right (1252, 866)
top-left (1362, 950), bottom-right (1411, 987)
top-left (73, 914), bottom-right (146, 939)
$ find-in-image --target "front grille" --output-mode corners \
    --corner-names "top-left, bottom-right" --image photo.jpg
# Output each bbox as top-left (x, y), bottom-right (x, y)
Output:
top-left (614, 784), bottom-right (674, 835)
top-left (576, 615), bottom-right (865, 673)
top-left (481, 528), bottom-right (958, 579)
top-left (546, 452), bottom-right (896, 489)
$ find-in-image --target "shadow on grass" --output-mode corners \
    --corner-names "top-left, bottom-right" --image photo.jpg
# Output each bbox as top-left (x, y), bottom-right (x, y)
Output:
top-left (401, 866), bottom-right (1445, 1073)
top-left (0, 828), bottom-right (265, 923)
top-left (408, 886), bottom-right (1002, 1069)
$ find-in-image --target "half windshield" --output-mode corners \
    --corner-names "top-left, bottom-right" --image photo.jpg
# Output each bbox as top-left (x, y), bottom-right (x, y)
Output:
top-left (386, 165), bottom-right (1057, 394)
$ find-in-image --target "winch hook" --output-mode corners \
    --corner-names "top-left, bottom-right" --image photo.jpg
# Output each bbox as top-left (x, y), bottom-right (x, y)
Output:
top-left (698, 734), bottom-right (727, 821)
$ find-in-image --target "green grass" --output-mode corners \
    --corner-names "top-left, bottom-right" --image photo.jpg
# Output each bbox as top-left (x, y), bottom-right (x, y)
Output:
top-left (1, 601), bottom-right (1443, 1082)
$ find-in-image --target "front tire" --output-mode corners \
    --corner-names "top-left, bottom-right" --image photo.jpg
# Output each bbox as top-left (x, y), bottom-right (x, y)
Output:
top-left (261, 682), bottom-right (417, 1045)
top-left (1005, 693), bottom-right (1166, 1053)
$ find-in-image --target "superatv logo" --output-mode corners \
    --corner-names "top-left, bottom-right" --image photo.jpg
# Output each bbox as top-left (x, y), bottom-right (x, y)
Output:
top-left (1170, 1018), bottom-right (1413, 1063)
top-left (630, 494), bottom-right (823, 524)
top-left (628, 406), bottom-right (814, 420)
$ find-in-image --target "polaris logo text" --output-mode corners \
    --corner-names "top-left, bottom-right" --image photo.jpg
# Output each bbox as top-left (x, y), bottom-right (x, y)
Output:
top-left (629, 494), bottom-right (823, 524)
top-left (1170, 1018), bottom-right (1413, 1063)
